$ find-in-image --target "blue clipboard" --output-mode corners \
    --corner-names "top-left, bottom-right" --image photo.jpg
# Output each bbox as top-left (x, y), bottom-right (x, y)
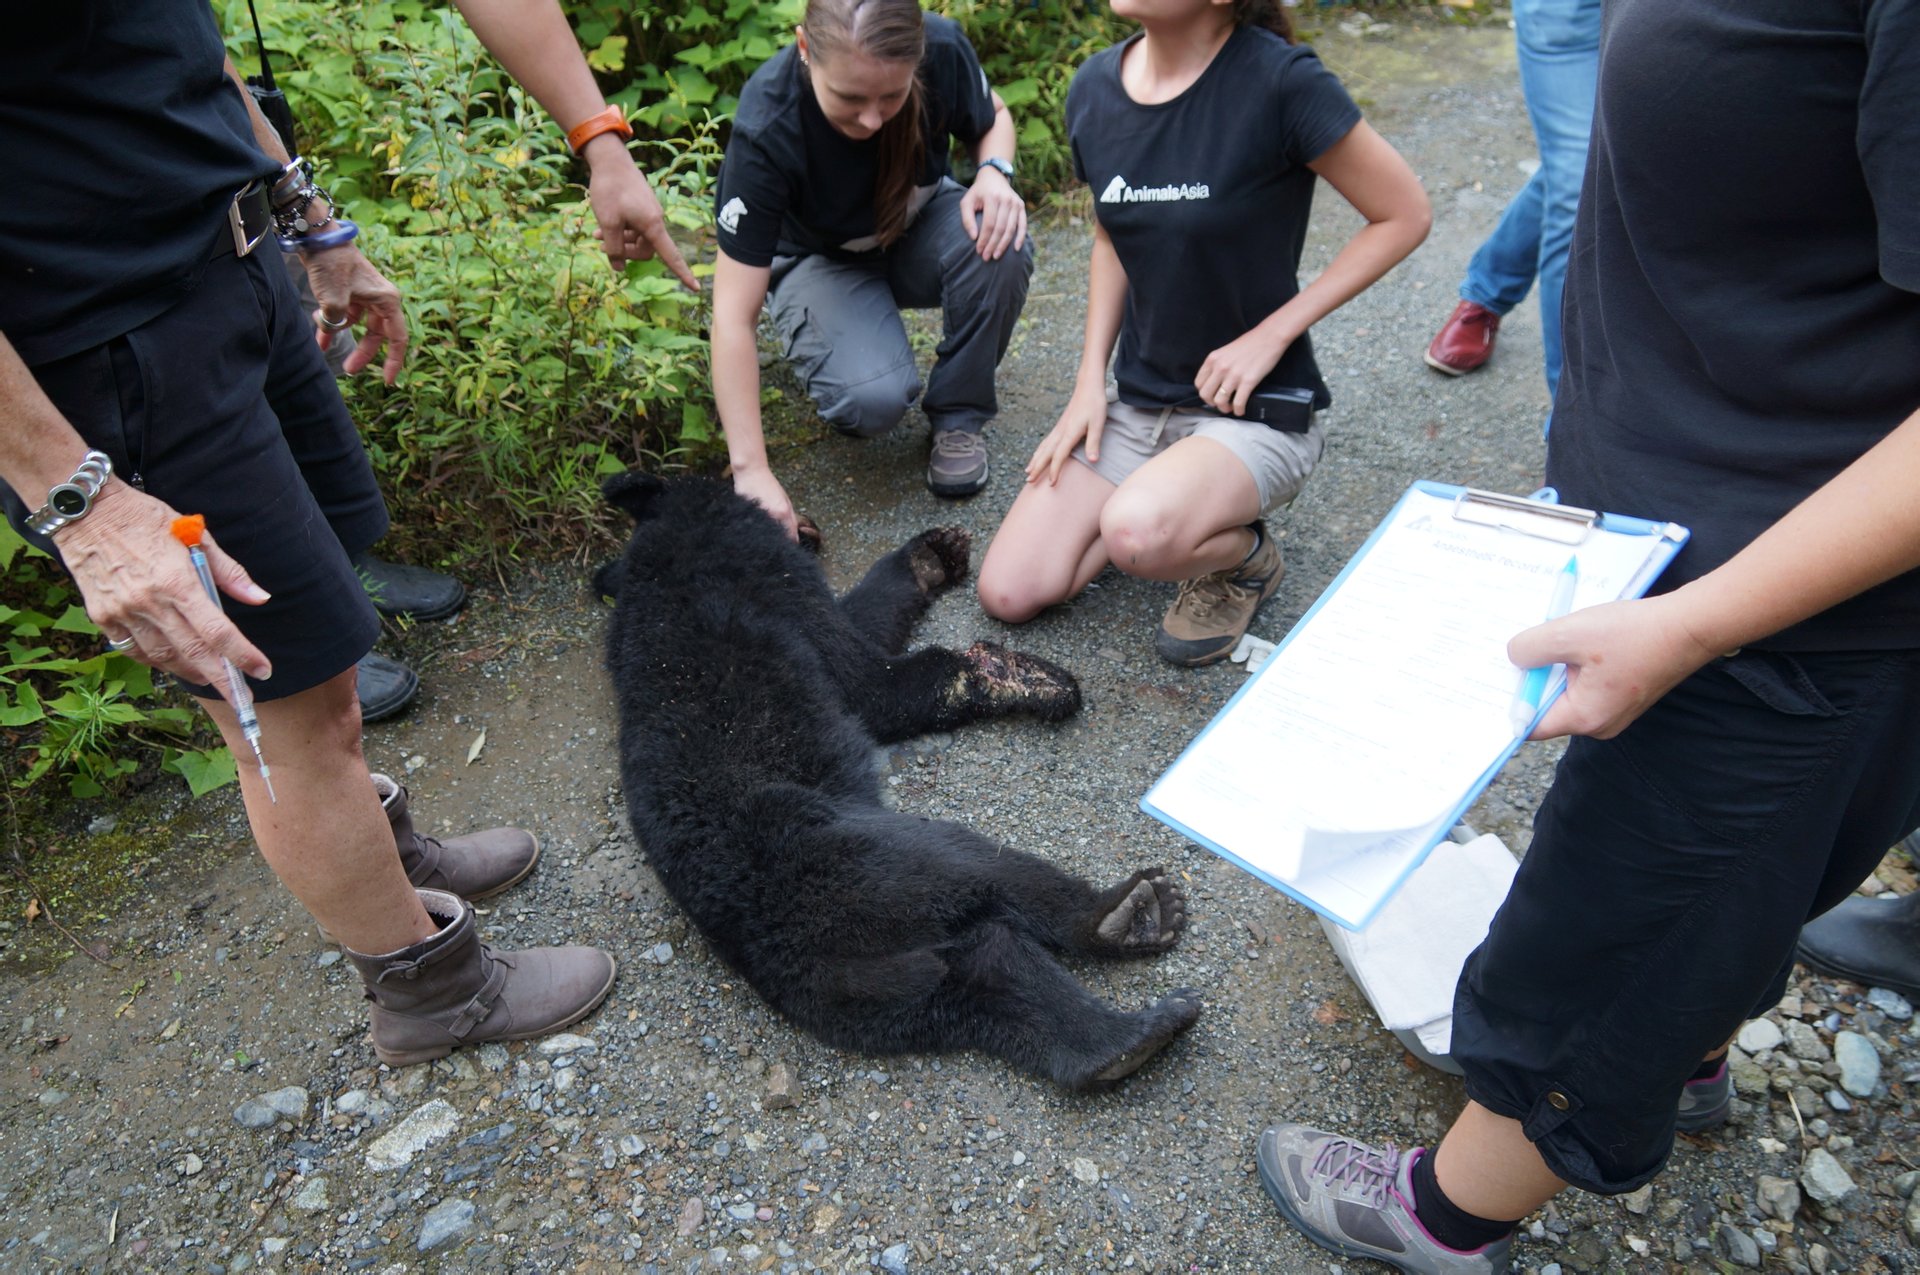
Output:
top-left (1140, 481), bottom-right (1690, 931)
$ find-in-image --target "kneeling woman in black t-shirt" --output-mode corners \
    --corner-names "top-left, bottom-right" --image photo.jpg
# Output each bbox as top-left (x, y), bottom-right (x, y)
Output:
top-left (976, 0), bottom-right (1429, 665)
top-left (710, 0), bottom-right (1033, 536)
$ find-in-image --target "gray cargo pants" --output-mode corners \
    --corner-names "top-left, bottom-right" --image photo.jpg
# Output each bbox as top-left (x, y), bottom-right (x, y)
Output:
top-left (768, 179), bottom-right (1034, 439)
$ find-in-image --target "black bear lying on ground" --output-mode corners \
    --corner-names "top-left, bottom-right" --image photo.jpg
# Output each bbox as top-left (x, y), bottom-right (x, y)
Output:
top-left (596, 473), bottom-right (1201, 1090)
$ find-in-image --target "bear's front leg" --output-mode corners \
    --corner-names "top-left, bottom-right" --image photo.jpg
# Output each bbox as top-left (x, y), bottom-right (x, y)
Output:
top-left (837, 527), bottom-right (972, 654)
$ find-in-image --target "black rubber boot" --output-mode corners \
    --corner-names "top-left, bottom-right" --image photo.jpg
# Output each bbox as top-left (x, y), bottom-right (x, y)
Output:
top-left (351, 551), bottom-right (467, 622)
top-left (356, 652), bottom-right (419, 723)
top-left (1797, 889), bottom-right (1920, 999)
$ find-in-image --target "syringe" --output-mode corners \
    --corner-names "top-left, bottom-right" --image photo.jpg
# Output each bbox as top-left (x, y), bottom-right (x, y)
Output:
top-left (169, 515), bottom-right (276, 803)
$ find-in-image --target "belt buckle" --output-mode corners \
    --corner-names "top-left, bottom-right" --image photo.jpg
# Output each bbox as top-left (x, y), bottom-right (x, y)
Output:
top-left (228, 182), bottom-right (269, 258)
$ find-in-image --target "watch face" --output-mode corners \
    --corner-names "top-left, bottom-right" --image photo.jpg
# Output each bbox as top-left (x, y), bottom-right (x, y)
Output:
top-left (50, 485), bottom-right (87, 517)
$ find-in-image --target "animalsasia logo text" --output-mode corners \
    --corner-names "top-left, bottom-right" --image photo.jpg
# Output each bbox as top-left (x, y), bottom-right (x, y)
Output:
top-left (1098, 175), bottom-right (1211, 204)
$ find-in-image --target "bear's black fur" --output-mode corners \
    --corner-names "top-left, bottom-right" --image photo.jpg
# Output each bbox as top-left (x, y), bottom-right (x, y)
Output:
top-left (598, 473), bottom-right (1200, 1090)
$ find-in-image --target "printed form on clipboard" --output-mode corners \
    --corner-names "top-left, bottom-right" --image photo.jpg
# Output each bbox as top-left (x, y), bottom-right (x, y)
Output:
top-left (1141, 483), bottom-right (1689, 931)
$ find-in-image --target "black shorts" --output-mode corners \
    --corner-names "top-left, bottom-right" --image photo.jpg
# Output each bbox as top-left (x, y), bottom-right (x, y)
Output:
top-left (1, 247), bottom-right (387, 700)
top-left (1451, 646), bottom-right (1920, 1194)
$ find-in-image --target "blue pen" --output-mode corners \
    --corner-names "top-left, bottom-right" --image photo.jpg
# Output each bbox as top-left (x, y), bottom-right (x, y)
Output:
top-left (1510, 556), bottom-right (1580, 737)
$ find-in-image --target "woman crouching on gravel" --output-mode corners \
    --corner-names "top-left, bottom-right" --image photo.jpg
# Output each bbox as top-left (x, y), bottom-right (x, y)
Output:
top-left (710, 0), bottom-right (1033, 537)
top-left (975, 0), bottom-right (1429, 665)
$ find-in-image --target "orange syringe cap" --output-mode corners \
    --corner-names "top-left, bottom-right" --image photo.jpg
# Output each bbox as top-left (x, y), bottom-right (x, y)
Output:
top-left (169, 514), bottom-right (206, 547)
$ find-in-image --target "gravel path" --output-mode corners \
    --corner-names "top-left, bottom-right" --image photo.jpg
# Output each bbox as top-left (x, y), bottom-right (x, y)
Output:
top-left (6, 17), bottom-right (1920, 1275)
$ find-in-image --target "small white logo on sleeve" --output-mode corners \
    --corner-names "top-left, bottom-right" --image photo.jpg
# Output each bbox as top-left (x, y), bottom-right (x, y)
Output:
top-left (718, 197), bottom-right (748, 235)
top-left (1099, 175), bottom-right (1128, 204)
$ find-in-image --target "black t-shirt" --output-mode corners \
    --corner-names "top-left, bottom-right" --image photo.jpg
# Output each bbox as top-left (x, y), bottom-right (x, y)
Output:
top-left (715, 14), bottom-right (997, 267)
top-left (0, 1), bottom-right (275, 366)
top-left (1066, 27), bottom-right (1361, 412)
top-left (1548, 0), bottom-right (1920, 651)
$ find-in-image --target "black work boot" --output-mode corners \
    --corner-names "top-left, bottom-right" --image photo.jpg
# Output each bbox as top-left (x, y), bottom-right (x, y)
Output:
top-left (376, 773), bottom-right (541, 900)
top-left (1797, 889), bottom-right (1920, 999)
top-left (343, 889), bottom-right (616, 1067)
top-left (356, 652), bottom-right (419, 723)
top-left (351, 551), bottom-right (467, 622)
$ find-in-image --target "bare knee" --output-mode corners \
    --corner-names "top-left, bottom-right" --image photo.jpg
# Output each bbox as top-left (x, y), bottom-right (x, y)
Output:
top-left (976, 555), bottom-right (1069, 625)
top-left (1099, 500), bottom-right (1182, 578)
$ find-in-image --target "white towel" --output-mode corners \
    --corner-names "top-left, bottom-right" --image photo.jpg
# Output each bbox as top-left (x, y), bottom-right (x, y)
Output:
top-left (1317, 833), bottom-right (1519, 1053)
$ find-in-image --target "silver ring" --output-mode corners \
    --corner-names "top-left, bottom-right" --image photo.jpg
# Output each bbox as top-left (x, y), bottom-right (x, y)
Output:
top-left (106, 635), bottom-right (137, 652)
top-left (318, 311), bottom-right (352, 331)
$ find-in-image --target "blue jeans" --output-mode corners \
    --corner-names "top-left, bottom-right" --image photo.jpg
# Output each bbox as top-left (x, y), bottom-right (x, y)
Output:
top-left (1457, 0), bottom-right (1601, 402)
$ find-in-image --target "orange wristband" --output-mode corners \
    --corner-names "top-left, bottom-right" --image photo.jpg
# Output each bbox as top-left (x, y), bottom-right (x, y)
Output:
top-left (566, 105), bottom-right (634, 155)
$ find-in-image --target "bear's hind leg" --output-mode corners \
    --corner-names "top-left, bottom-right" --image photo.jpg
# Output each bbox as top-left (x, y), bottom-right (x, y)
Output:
top-left (937, 922), bottom-right (1201, 1090)
top-left (845, 642), bottom-right (1083, 742)
top-left (838, 527), bottom-right (972, 654)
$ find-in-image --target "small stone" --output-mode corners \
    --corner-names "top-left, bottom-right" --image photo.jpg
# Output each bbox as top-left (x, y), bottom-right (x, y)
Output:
top-left (799, 1132), bottom-right (828, 1154)
top-left (417, 1198), bottom-right (476, 1251)
top-left (725, 1203), bottom-right (755, 1222)
top-left (618, 1134), bottom-right (645, 1158)
top-left (1784, 1019), bottom-right (1831, 1063)
top-left (1539, 1266), bottom-right (1562, 1275)
top-left (1011, 1150), bottom-right (1027, 1166)
top-left (87, 814), bottom-right (119, 835)
top-left (232, 1100), bottom-right (277, 1129)
top-left (537, 1033), bottom-right (596, 1055)
top-left (1905, 1193), bottom-right (1920, 1242)
top-left (765, 1062), bottom-right (797, 1111)
top-left (260, 1086), bottom-right (310, 1120)
top-left (1619, 1184), bottom-right (1653, 1215)
top-left (1070, 1157), bottom-right (1100, 1184)
top-left (260, 1237), bottom-right (290, 1256)
top-left (1800, 1148), bottom-right (1856, 1206)
top-left (1737, 1019), bottom-right (1785, 1053)
top-left (1833, 1031), bottom-right (1880, 1097)
top-left (1826, 1089), bottom-right (1852, 1112)
top-left (1810, 1242), bottom-right (1832, 1274)
top-left (677, 1197), bottom-right (705, 1238)
top-left (1895, 1169), bottom-right (1920, 1199)
top-left (365, 1099), bottom-right (461, 1172)
top-left (646, 942), bottom-right (674, 964)
top-left (1730, 1058), bottom-right (1769, 1096)
top-left (1868, 987), bottom-right (1914, 1021)
top-left (290, 1177), bottom-right (330, 1213)
top-left (315, 950), bottom-right (341, 968)
top-left (179, 1152), bottom-right (204, 1176)
top-left (879, 1243), bottom-right (912, 1274)
top-left (1717, 1225), bottom-right (1760, 1268)
top-left (1756, 1175), bottom-right (1800, 1222)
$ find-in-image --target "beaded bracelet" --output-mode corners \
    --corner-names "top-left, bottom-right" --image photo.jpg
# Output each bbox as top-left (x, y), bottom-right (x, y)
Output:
top-left (279, 218), bottom-right (359, 255)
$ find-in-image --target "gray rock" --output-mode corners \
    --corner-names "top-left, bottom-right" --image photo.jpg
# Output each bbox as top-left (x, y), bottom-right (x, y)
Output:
top-left (1868, 987), bottom-right (1914, 1020)
top-left (537, 1032), bottom-right (597, 1055)
top-left (879, 1243), bottom-right (911, 1274)
top-left (646, 942), bottom-right (674, 964)
top-left (232, 1100), bottom-right (277, 1130)
top-left (1834, 1031), bottom-right (1881, 1097)
top-left (290, 1177), bottom-right (330, 1213)
top-left (1800, 1148), bottom-right (1856, 1206)
top-left (1784, 1020), bottom-right (1831, 1063)
top-left (1619, 1184), bottom-right (1652, 1215)
top-left (417, 1198), bottom-right (477, 1251)
top-left (1810, 1243), bottom-right (1833, 1274)
top-left (1827, 1089), bottom-right (1853, 1112)
top-left (366, 1099), bottom-right (461, 1172)
top-left (316, 950), bottom-right (341, 968)
top-left (1895, 1169), bottom-right (1920, 1199)
top-left (1756, 1175), bottom-right (1800, 1222)
top-left (260, 1086), bottom-right (309, 1119)
top-left (1906, 1193), bottom-right (1920, 1242)
top-left (619, 1134), bottom-right (645, 1158)
top-left (1736, 1019), bottom-right (1784, 1054)
top-left (1717, 1225), bottom-right (1760, 1268)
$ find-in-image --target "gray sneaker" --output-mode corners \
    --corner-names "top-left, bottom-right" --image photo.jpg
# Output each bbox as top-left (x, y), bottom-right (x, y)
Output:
top-left (927, 428), bottom-right (989, 498)
top-left (1256, 1125), bottom-right (1513, 1273)
top-left (1675, 1060), bottom-right (1732, 1132)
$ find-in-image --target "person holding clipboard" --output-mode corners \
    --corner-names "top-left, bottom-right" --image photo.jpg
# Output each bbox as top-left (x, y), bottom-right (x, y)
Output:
top-left (1256, 2), bottom-right (1920, 1271)
top-left (972, 0), bottom-right (1429, 666)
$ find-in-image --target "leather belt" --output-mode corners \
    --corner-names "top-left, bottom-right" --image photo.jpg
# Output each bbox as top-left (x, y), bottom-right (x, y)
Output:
top-left (212, 180), bottom-right (274, 260)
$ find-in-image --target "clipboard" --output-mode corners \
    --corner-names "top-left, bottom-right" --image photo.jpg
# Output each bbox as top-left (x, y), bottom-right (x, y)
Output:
top-left (1140, 482), bottom-right (1689, 931)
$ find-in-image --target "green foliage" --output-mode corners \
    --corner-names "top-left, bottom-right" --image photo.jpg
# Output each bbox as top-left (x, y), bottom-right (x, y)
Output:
top-left (0, 524), bottom-right (233, 799)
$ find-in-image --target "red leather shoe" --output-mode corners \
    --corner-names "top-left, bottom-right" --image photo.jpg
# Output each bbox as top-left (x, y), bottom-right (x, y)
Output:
top-left (1424, 300), bottom-right (1502, 376)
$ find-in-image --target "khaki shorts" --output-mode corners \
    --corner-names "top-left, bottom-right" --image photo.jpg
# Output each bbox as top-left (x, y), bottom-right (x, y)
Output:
top-left (1072, 387), bottom-right (1326, 513)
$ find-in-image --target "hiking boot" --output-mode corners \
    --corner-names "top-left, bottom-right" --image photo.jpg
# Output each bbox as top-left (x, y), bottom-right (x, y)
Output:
top-left (1796, 887), bottom-right (1920, 1001)
top-left (377, 773), bottom-right (541, 900)
top-left (356, 652), bottom-right (418, 723)
top-left (927, 428), bottom-right (990, 498)
top-left (351, 550), bottom-right (467, 622)
top-left (1257, 1126), bottom-right (1513, 1274)
top-left (1425, 301), bottom-right (1502, 377)
top-left (1155, 523), bottom-right (1285, 667)
top-left (343, 888), bottom-right (616, 1067)
top-left (1676, 1060), bottom-right (1732, 1133)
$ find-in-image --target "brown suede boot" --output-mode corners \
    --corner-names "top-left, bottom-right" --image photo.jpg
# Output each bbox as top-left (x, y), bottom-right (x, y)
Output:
top-left (375, 772), bottom-right (541, 899)
top-left (343, 889), bottom-right (617, 1067)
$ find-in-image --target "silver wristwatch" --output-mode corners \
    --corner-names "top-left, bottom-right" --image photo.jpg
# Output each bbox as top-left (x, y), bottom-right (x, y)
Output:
top-left (26, 450), bottom-right (112, 536)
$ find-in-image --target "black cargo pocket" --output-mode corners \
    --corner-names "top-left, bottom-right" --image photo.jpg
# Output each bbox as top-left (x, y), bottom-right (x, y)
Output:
top-left (1718, 650), bottom-right (1842, 718)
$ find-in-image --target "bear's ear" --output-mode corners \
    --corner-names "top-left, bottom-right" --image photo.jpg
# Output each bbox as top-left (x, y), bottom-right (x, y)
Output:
top-left (601, 470), bottom-right (666, 520)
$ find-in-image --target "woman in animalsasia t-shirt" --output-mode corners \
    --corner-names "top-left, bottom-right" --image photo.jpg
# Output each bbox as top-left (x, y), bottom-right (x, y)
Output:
top-left (975, 0), bottom-right (1429, 666)
top-left (710, 0), bottom-right (1033, 536)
